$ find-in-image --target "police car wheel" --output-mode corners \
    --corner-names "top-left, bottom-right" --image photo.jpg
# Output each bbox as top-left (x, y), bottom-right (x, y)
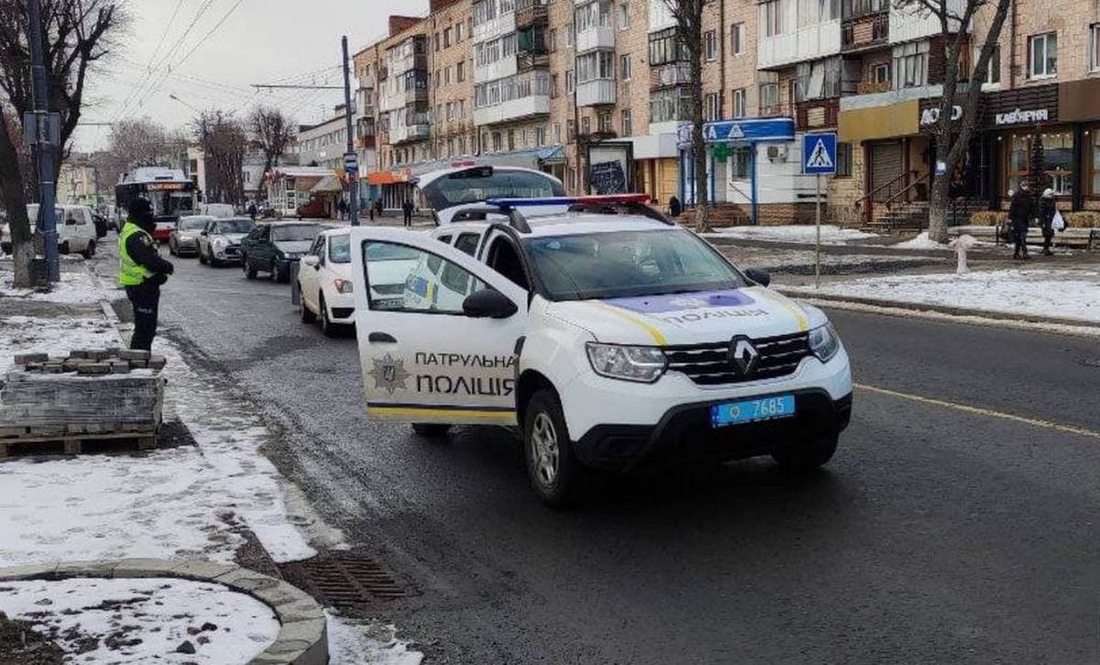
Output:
top-left (524, 389), bottom-right (583, 509)
top-left (411, 423), bottom-right (450, 438)
top-left (771, 434), bottom-right (839, 474)
top-left (299, 287), bottom-right (316, 323)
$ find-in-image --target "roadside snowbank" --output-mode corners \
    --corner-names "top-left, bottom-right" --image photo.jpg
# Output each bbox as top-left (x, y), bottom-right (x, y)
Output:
top-left (0, 578), bottom-right (278, 665)
top-left (815, 269), bottom-right (1100, 323)
top-left (704, 224), bottom-right (877, 245)
top-left (0, 315), bottom-right (118, 375)
top-left (892, 232), bottom-right (949, 250)
top-left (0, 267), bottom-right (107, 305)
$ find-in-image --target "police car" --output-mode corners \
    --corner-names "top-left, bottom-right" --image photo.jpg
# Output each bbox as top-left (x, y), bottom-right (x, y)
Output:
top-left (415, 165), bottom-right (567, 224)
top-left (350, 195), bottom-right (852, 507)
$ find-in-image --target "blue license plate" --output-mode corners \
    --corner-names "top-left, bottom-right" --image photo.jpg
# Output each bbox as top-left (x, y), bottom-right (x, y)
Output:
top-left (711, 395), bottom-right (796, 428)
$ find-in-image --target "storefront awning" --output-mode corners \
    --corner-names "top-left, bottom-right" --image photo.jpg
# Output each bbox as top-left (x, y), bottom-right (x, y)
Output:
top-left (310, 175), bottom-right (343, 193)
top-left (839, 100), bottom-right (919, 142)
top-left (366, 170), bottom-right (412, 185)
top-left (681, 118), bottom-right (797, 146)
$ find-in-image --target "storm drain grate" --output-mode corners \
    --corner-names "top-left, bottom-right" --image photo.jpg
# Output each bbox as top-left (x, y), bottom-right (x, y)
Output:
top-left (278, 552), bottom-right (407, 609)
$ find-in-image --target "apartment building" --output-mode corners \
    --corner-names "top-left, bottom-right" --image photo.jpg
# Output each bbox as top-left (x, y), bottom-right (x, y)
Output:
top-left (295, 106), bottom-right (350, 170)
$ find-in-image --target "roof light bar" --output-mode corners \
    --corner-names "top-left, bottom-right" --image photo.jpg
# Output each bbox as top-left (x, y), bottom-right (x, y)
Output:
top-left (486, 194), bottom-right (653, 209)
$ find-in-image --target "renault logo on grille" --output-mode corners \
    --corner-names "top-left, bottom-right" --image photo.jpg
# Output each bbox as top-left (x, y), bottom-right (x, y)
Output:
top-left (729, 337), bottom-right (760, 376)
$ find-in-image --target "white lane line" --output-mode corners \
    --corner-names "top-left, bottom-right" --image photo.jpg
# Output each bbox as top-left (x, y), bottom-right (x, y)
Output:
top-left (855, 383), bottom-right (1100, 440)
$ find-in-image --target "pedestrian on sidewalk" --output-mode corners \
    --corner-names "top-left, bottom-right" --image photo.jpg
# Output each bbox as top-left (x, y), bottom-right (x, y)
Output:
top-left (1008, 181), bottom-right (1033, 260)
top-left (402, 198), bottom-right (414, 227)
top-left (119, 198), bottom-right (174, 351)
top-left (1038, 188), bottom-right (1056, 256)
top-left (247, 201), bottom-right (258, 221)
top-left (367, 197), bottom-right (375, 221)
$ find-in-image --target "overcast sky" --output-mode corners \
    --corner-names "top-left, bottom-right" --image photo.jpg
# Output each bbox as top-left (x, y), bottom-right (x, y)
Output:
top-left (74, 0), bottom-right (431, 152)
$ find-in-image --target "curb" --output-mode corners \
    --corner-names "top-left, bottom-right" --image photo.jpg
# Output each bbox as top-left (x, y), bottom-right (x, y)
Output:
top-left (0, 559), bottom-right (329, 665)
top-left (779, 288), bottom-right (1100, 333)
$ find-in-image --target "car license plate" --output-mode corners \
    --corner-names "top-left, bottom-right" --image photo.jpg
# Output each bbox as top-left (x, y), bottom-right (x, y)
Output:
top-left (711, 395), bottom-right (796, 428)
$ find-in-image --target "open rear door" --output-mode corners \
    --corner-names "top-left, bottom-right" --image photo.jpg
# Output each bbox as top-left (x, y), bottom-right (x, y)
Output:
top-left (350, 227), bottom-right (528, 426)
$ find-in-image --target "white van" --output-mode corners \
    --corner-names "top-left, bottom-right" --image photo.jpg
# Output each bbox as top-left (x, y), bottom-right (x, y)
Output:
top-left (21, 204), bottom-right (99, 258)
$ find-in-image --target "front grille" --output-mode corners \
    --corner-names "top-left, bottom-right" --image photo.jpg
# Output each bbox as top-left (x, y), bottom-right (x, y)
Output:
top-left (224, 244), bottom-right (241, 257)
top-left (664, 332), bottom-right (812, 386)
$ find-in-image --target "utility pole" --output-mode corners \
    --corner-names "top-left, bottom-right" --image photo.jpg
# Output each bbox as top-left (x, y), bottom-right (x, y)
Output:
top-left (341, 36), bottom-right (359, 226)
top-left (27, 0), bottom-right (59, 283)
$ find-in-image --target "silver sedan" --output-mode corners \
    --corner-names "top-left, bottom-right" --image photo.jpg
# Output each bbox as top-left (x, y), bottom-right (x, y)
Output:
top-left (170, 215), bottom-right (215, 257)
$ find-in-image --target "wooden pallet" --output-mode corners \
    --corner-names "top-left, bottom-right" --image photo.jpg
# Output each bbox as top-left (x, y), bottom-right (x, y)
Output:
top-left (0, 427), bottom-right (159, 459)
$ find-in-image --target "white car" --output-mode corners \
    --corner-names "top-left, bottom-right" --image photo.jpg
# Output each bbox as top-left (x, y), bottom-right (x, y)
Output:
top-left (349, 195), bottom-right (853, 507)
top-left (197, 217), bottom-right (255, 267)
top-left (414, 165), bottom-right (568, 225)
top-left (6, 204), bottom-right (99, 258)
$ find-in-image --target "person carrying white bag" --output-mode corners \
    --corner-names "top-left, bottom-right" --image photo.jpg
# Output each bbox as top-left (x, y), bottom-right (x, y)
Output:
top-left (1038, 188), bottom-right (1063, 256)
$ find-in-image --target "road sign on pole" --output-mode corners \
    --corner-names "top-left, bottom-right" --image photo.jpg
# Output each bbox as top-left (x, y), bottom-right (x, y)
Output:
top-left (803, 132), bottom-right (837, 289)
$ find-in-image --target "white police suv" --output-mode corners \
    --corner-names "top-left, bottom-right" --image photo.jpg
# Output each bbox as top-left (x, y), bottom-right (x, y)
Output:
top-left (350, 195), bottom-right (852, 507)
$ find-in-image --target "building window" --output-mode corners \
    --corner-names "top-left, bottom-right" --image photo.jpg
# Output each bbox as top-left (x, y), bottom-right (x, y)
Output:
top-left (836, 142), bottom-right (852, 177)
top-left (536, 125), bottom-right (547, 146)
top-left (731, 146), bottom-right (752, 180)
top-left (893, 40), bottom-right (928, 89)
top-left (1006, 131), bottom-right (1074, 195)
top-left (619, 2), bottom-right (630, 29)
top-left (456, 22), bottom-right (463, 42)
top-left (566, 23), bottom-right (574, 47)
top-left (1090, 24), bottom-right (1100, 72)
top-left (872, 62), bottom-right (891, 84)
top-left (731, 23), bottom-right (744, 55)
top-left (983, 44), bottom-right (1001, 84)
top-left (576, 50), bottom-right (615, 83)
top-left (444, 27), bottom-right (452, 48)
top-left (554, 123), bottom-right (561, 144)
top-left (434, 32), bottom-right (440, 52)
top-left (732, 88), bottom-right (746, 118)
top-left (704, 92), bottom-right (721, 121)
top-left (551, 74), bottom-right (560, 98)
top-left (762, 0), bottom-right (784, 37)
top-left (576, 1), bottom-right (612, 33)
top-left (1091, 129), bottom-right (1100, 195)
top-left (581, 116), bottom-right (591, 135)
top-left (566, 69), bottom-right (575, 92)
top-left (648, 27), bottom-right (687, 66)
top-left (567, 119), bottom-right (576, 141)
top-left (704, 30), bottom-right (718, 61)
top-left (620, 53), bottom-right (632, 80)
top-left (457, 61), bottom-right (466, 82)
top-left (622, 108), bottom-right (632, 136)
top-left (445, 67), bottom-right (453, 85)
top-left (549, 28), bottom-right (557, 52)
top-left (759, 82), bottom-right (779, 111)
top-left (598, 111), bottom-right (613, 133)
top-left (1028, 32), bottom-right (1058, 78)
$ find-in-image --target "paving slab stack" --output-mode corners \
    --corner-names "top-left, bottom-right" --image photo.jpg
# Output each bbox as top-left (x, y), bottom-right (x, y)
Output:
top-left (0, 349), bottom-right (166, 434)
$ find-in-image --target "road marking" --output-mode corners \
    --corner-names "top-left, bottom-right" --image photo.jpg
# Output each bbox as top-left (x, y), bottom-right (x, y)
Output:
top-left (855, 383), bottom-right (1100, 439)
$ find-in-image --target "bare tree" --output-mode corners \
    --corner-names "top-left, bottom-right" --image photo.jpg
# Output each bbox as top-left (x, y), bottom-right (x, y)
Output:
top-left (250, 106), bottom-right (296, 183)
top-left (913, 0), bottom-right (1012, 243)
top-left (660, 0), bottom-right (709, 232)
top-left (194, 111), bottom-right (247, 207)
top-left (89, 118), bottom-right (180, 192)
top-left (0, 0), bottom-right (123, 287)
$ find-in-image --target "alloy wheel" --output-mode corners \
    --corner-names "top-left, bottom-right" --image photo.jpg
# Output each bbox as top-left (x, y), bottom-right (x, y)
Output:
top-left (530, 412), bottom-right (560, 487)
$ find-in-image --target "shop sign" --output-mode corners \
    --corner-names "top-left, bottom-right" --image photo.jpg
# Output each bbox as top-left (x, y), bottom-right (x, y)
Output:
top-left (682, 118), bottom-right (796, 146)
top-left (920, 105), bottom-right (963, 127)
top-left (994, 108), bottom-right (1050, 126)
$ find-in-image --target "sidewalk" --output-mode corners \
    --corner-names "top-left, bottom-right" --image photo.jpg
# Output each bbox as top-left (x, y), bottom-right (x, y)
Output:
top-left (0, 254), bottom-right (423, 665)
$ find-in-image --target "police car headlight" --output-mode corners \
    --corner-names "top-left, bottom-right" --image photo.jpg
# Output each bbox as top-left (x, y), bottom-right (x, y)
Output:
top-left (808, 323), bottom-right (840, 363)
top-left (334, 278), bottom-right (353, 294)
top-left (585, 343), bottom-right (667, 383)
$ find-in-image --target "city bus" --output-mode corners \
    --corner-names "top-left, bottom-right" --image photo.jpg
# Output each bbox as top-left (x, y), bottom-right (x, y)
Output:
top-left (115, 166), bottom-right (197, 240)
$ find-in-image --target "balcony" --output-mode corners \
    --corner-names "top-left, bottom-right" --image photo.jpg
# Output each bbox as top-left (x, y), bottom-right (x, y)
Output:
top-left (473, 94), bottom-right (550, 126)
top-left (403, 87), bottom-right (428, 106)
top-left (359, 75), bottom-right (376, 90)
top-left (889, 0), bottom-right (966, 44)
top-left (650, 62), bottom-right (692, 90)
top-left (856, 79), bottom-right (892, 95)
top-left (390, 52), bottom-right (428, 77)
top-left (575, 25), bottom-right (615, 53)
top-left (758, 102), bottom-right (794, 118)
top-left (474, 11), bottom-right (515, 44)
top-left (795, 98), bottom-right (840, 130)
top-left (757, 19), bottom-right (842, 70)
top-left (576, 79), bottom-right (616, 106)
top-left (517, 50), bottom-right (550, 72)
top-left (476, 55), bottom-right (518, 84)
top-left (515, 0), bottom-right (548, 29)
top-left (390, 120), bottom-right (430, 145)
top-left (356, 134), bottom-right (377, 149)
top-left (842, 13), bottom-right (889, 53)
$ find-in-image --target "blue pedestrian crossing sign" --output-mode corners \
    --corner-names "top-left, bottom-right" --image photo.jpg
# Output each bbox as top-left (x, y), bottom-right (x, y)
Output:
top-left (803, 132), bottom-right (837, 175)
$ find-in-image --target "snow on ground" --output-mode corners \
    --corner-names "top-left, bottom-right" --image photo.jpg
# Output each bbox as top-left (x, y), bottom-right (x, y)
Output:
top-left (0, 315), bottom-right (119, 375)
top-left (704, 224), bottom-right (878, 245)
top-left (0, 266), bottom-right (108, 304)
top-left (892, 232), bottom-right (949, 250)
top-left (0, 578), bottom-right (278, 664)
top-left (816, 269), bottom-right (1100, 323)
top-left (327, 613), bottom-right (424, 665)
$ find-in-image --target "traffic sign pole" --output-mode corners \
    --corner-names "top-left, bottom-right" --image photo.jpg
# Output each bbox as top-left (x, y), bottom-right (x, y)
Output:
top-left (341, 36), bottom-right (359, 226)
top-left (802, 132), bottom-right (837, 290)
top-left (815, 174), bottom-right (822, 289)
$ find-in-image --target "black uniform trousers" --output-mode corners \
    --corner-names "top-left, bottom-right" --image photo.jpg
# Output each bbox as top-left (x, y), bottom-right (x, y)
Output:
top-left (126, 283), bottom-right (161, 351)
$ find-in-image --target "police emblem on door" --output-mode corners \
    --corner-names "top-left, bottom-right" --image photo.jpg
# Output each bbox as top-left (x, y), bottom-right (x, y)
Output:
top-left (728, 337), bottom-right (760, 377)
top-left (369, 354), bottom-right (410, 394)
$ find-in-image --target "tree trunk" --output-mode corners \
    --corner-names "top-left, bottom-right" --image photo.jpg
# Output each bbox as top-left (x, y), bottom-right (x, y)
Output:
top-left (927, 174), bottom-right (951, 244)
top-left (689, 41), bottom-right (709, 232)
top-left (0, 113), bottom-right (33, 287)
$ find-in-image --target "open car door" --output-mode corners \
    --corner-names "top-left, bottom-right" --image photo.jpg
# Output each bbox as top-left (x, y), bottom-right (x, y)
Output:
top-left (350, 227), bottom-right (528, 426)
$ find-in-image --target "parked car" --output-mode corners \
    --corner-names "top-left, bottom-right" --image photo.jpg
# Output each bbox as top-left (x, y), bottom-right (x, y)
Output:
top-left (348, 195), bottom-right (853, 506)
top-left (414, 165), bottom-right (567, 225)
top-left (295, 195), bottom-right (328, 219)
top-left (241, 221), bottom-right (322, 283)
top-left (170, 215), bottom-right (215, 257)
top-left (152, 218), bottom-right (176, 243)
top-left (296, 230), bottom-right (376, 336)
top-left (91, 212), bottom-right (109, 239)
top-left (14, 204), bottom-right (99, 258)
top-left (197, 217), bottom-right (254, 267)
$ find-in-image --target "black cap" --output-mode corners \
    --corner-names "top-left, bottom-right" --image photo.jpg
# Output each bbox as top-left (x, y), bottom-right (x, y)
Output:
top-left (128, 197), bottom-right (153, 223)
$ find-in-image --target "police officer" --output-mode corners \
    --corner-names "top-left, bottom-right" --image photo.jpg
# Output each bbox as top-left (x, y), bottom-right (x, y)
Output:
top-left (119, 198), bottom-right (174, 351)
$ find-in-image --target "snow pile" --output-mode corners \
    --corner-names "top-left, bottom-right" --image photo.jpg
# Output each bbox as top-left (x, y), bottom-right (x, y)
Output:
top-left (892, 232), bottom-right (950, 250)
top-left (0, 315), bottom-right (119, 375)
top-left (0, 267), bottom-right (109, 305)
top-left (816, 269), bottom-right (1100, 323)
top-left (327, 613), bottom-right (425, 665)
top-left (705, 225), bottom-right (878, 245)
top-left (0, 578), bottom-right (278, 665)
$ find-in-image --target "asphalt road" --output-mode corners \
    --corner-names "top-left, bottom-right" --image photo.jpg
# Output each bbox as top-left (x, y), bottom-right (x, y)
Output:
top-left (123, 245), bottom-right (1100, 664)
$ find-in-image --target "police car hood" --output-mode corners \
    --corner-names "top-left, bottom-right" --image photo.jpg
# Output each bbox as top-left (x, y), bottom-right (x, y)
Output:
top-left (546, 287), bottom-right (826, 346)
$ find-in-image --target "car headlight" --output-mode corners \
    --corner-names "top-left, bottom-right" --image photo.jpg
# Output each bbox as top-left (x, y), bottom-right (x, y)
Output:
top-left (334, 278), bottom-right (353, 294)
top-left (808, 323), bottom-right (841, 363)
top-left (585, 343), bottom-right (667, 383)
top-left (212, 238), bottom-right (227, 249)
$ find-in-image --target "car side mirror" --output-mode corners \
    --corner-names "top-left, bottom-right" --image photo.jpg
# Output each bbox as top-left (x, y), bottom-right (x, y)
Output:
top-left (463, 289), bottom-right (517, 319)
top-left (301, 255), bottom-right (320, 269)
top-left (745, 268), bottom-right (771, 287)
top-left (200, 230), bottom-right (208, 236)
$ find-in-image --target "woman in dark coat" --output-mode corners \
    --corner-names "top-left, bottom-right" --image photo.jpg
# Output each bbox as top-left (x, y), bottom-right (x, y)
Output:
top-left (1037, 188), bottom-right (1056, 256)
top-left (1007, 181), bottom-right (1033, 260)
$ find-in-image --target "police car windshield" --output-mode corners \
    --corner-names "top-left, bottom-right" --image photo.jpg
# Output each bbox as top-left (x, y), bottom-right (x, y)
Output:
top-left (524, 229), bottom-right (748, 301)
top-left (215, 219), bottom-right (254, 234)
top-left (421, 169), bottom-right (564, 209)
